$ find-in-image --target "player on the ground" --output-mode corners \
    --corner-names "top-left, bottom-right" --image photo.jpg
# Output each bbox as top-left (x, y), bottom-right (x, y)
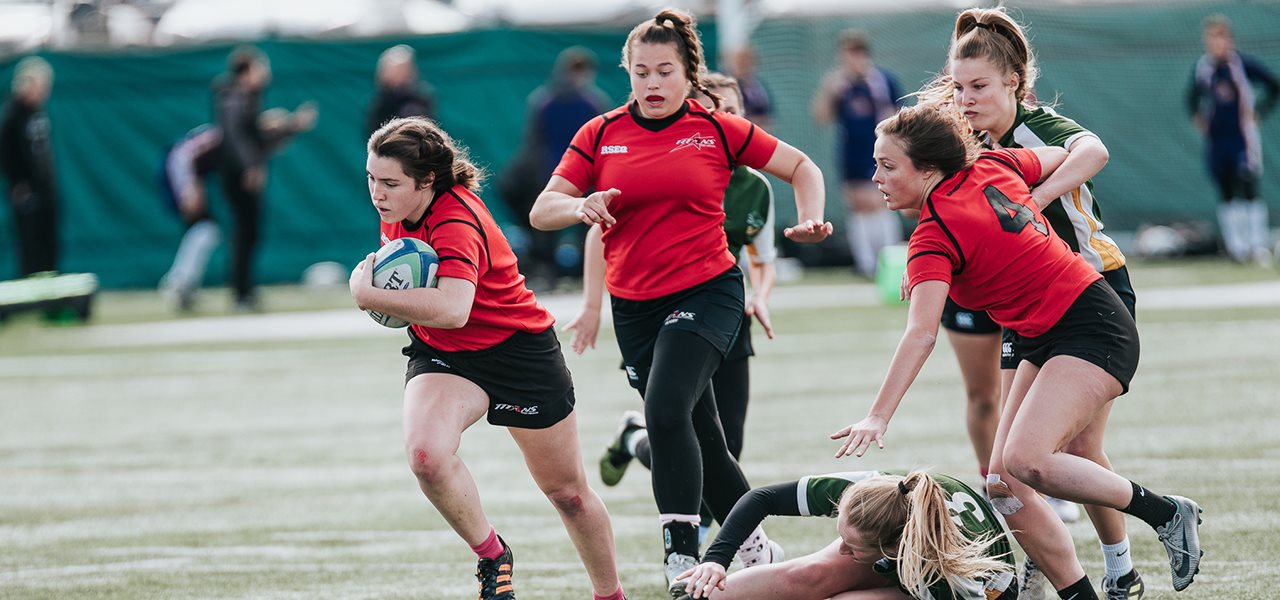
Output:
top-left (678, 470), bottom-right (1016, 600)
top-left (349, 117), bottom-right (626, 600)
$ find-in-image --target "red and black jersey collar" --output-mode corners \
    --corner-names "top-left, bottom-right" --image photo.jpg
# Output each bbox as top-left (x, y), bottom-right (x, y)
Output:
top-left (628, 99), bottom-right (691, 132)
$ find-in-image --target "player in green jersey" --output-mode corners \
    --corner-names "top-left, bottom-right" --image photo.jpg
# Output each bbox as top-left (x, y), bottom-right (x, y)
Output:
top-left (677, 470), bottom-right (1015, 600)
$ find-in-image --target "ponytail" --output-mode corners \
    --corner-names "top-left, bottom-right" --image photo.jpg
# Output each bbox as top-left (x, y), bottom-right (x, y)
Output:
top-left (839, 471), bottom-right (1012, 599)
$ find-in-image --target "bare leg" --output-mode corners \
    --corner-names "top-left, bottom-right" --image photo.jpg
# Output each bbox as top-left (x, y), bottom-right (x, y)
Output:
top-left (946, 330), bottom-right (1002, 474)
top-left (988, 362), bottom-right (1087, 590)
top-left (510, 411), bottom-right (622, 596)
top-left (1063, 403), bottom-right (1129, 546)
top-left (402, 373), bottom-right (493, 545)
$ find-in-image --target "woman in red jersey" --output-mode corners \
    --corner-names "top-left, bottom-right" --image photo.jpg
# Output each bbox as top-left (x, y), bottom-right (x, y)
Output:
top-left (830, 104), bottom-right (1203, 600)
top-left (349, 117), bottom-right (625, 600)
top-left (529, 9), bottom-right (831, 596)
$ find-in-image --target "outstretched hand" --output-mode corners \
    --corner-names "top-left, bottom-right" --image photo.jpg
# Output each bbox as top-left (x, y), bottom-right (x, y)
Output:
top-left (679, 561), bottom-right (728, 599)
top-left (784, 219), bottom-right (833, 243)
top-left (564, 308), bottom-right (601, 355)
top-left (830, 415), bottom-right (888, 458)
top-left (577, 188), bottom-right (620, 226)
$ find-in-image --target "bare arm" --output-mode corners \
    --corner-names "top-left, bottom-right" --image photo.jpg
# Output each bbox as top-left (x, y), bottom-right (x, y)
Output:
top-left (565, 224), bottom-right (606, 354)
top-left (529, 175), bottom-right (622, 232)
top-left (1030, 136), bottom-right (1108, 211)
top-left (831, 279), bottom-right (949, 457)
top-left (759, 141), bottom-right (832, 242)
top-left (349, 253), bottom-right (476, 329)
top-left (1027, 146), bottom-right (1069, 187)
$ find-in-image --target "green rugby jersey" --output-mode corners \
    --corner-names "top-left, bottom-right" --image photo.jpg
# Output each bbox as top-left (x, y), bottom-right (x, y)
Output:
top-left (994, 105), bottom-right (1125, 273)
top-left (722, 166), bottom-right (775, 262)
top-left (798, 470), bottom-right (1015, 600)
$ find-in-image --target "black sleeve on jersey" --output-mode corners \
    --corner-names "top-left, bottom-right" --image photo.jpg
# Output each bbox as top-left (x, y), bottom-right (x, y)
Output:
top-left (703, 481), bottom-right (802, 568)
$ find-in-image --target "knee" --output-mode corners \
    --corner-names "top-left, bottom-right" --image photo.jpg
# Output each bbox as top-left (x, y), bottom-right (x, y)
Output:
top-left (1002, 445), bottom-right (1048, 489)
top-left (645, 403), bottom-right (689, 437)
top-left (405, 443), bottom-right (452, 485)
top-left (965, 388), bottom-right (999, 415)
top-left (543, 483), bottom-right (591, 518)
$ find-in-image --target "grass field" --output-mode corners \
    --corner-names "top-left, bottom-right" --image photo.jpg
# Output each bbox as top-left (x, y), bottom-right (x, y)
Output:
top-left (2, 258), bottom-right (1278, 599)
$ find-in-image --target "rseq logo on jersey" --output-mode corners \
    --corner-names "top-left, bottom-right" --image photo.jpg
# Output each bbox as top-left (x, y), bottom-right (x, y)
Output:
top-left (601, 145), bottom-right (628, 155)
top-left (664, 310), bottom-right (696, 325)
top-left (381, 233), bottom-right (391, 244)
top-left (669, 132), bottom-right (717, 153)
top-left (493, 403), bottom-right (539, 416)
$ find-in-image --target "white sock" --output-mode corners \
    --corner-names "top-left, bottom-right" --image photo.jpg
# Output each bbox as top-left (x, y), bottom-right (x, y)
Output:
top-left (625, 429), bottom-right (647, 458)
top-left (735, 526), bottom-right (772, 567)
top-left (1101, 537), bottom-right (1133, 580)
top-left (163, 220), bottom-right (221, 291)
top-left (1246, 199), bottom-right (1271, 254)
top-left (1219, 202), bottom-right (1249, 261)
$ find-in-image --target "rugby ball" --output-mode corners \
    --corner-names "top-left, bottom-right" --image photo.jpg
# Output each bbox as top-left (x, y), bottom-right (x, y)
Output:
top-left (367, 237), bottom-right (439, 328)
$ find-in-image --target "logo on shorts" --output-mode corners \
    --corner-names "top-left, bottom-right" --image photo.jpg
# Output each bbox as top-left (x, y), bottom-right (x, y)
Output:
top-left (664, 310), bottom-right (696, 326)
top-left (493, 403), bottom-right (540, 416)
top-left (601, 145), bottom-right (628, 155)
top-left (625, 366), bottom-right (639, 381)
top-left (669, 132), bottom-right (717, 153)
top-left (431, 358), bottom-right (451, 369)
top-left (955, 312), bottom-right (975, 329)
top-left (1000, 342), bottom-right (1013, 359)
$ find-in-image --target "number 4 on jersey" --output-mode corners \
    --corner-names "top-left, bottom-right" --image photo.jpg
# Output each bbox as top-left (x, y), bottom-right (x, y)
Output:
top-left (985, 185), bottom-right (1048, 236)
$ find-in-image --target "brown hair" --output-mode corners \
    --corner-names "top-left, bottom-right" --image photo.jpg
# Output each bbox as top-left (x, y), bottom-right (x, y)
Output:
top-left (876, 103), bottom-right (981, 176)
top-left (1202, 13), bottom-right (1232, 35)
top-left (916, 7), bottom-right (1038, 109)
top-left (701, 71), bottom-right (742, 108)
top-left (367, 117), bottom-right (484, 193)
top-left (839, 28), bottom-right (871, 54)
top-left (839, 471), bottom-right (1012, 599)
top-left (621, 8), bottom-right (720, 110)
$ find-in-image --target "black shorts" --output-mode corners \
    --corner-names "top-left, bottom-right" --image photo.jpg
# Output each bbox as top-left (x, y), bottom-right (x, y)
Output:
top-left (941, 297), bottom-right (1001, 335)
top-left (1005, 279), bottom-right (1140, 394)
top-left (402, 327), bottom-right (575, 429)
top-left (726, 316), bottom-right (755, 362)
top-left (1001, 266), bottom-right (1137, 369)
top-left (611, 266), bottom-right (745, 391)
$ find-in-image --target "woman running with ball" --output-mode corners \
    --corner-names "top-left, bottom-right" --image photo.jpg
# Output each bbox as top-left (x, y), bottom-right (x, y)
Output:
top-left (349, 117), bottom-right (625, 600)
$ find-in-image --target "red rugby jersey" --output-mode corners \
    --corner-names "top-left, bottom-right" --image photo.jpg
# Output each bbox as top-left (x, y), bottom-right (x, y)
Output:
top-left (907, 148), bottom-right (1102, 337)
top-left (380, 184), bottom-right (554, 351)
top-left (553, 100), bottom-right (780, 300)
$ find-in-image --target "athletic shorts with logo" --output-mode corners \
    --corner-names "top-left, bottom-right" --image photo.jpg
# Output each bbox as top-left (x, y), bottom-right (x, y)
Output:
top-left (1000, 265), bottom-right (1137, 370)
top-left (611, 265), bottom-right (745, 391)
top-left (403, 326), bottom-right (575, 429)
top-left (1004, 278), bottom-right (1140, 394)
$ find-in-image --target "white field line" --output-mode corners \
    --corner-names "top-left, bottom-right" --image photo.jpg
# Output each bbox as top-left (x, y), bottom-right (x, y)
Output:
top-left (54, 280), bottom-right (1280, 349)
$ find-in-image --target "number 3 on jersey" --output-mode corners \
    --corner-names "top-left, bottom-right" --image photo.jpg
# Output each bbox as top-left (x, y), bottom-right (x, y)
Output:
top-left (985, 185), bottom-right (1048, 236)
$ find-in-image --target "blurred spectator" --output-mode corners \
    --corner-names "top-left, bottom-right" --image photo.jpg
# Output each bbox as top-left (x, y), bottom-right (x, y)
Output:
top-left (366, 44), bottom-right (436, 136)
top-left (213, 46), bottom-right (317, 311)
top-left (499, 46), bottom-right (611, 290)
top-left (727, 46), bottom-right (774, 130)
top-left (1, 57), bottom-right (58, 278)
top-left (811, 29), bottom-right (903, 277)
top-left (1187, 14), bottom-right (1279, 265)
top-left (158, 108), bottom-right (315, 311)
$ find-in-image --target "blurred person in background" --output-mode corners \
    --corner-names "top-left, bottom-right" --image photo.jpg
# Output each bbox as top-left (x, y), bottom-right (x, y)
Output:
top-left (726, 47), bottom-right (773, 130)
top-left (1187, 14), bottom-right (1279, 266)
top-left (812, 30), bottom-right (903, 278)
top-left (1, 57), bottom-right (58, 278)
top-left (499, 46), bottom-right (612, 291)
top-left (213, 46), bottom-right (317, 311)
top-left (366, 44), bottom-right (436, 135)
top-left (157, 107), bottom-right (316, 312)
